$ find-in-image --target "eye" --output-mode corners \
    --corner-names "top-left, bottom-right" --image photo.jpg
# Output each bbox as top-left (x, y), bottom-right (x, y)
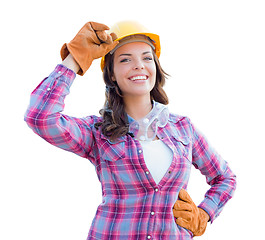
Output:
top-left (120, 58), bottom-right (130, 63)
top-left (144, 56), bottom-right (153, 61)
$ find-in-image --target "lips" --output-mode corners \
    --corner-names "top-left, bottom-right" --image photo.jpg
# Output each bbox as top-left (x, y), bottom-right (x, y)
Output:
top-left (129, 75), bottom-right (148, 81)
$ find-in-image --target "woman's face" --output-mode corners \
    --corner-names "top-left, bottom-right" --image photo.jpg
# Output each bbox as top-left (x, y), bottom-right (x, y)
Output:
top-left (112, 42), bottom-right (156, 98)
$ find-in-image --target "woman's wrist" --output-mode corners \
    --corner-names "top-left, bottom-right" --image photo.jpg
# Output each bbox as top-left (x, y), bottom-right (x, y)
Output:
top-left (198, 208), bottom-right (210, 222)
top-left (62, 53), bottom-right (80, 73)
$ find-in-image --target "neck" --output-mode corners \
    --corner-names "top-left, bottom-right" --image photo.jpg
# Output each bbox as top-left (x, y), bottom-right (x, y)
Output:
top-left (124, 95), bottom-right (153, 120)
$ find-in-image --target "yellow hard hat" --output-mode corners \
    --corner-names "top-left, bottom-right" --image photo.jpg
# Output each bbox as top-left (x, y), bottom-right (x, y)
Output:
top-left (100, 20), bottom-right (161, 71)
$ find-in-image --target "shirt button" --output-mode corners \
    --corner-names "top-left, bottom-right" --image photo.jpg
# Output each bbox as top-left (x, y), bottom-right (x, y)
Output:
top-left (151, 211), bottom-right (155, 215)
top-left (138, 149), bottom-right (142, 154)
top-left (146, 171), bottom-right (149, 175)
top-left (58, 71), bottom-right (61, 74)
top-left (155, 188), bottom-right (159, 192)
top-left (147, 235), bottom-right (151, 239)
top-left (47, 87), bottom-right (51, 91)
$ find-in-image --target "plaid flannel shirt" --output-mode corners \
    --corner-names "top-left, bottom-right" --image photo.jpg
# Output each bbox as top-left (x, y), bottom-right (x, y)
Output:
top-left (24, 65), bottom-right (236, 240)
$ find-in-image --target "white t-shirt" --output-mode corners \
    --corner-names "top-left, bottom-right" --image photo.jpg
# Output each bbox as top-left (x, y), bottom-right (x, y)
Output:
top-left (140, 139), bottom-right (173, 184)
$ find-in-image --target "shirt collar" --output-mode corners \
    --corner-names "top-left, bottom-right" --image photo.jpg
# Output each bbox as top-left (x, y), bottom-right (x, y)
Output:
top-left (127, 114), bottom-right (135, 124)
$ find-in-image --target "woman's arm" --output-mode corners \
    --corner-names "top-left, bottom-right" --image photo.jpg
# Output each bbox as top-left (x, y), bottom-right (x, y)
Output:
top-left (25, 21), bottom-right (118, 163)
top-left (62, 53), bottom-right (80, 74)
top-left (24, 64), bottom-right (96, 161)
top-left (190, 122), bottom-right (237, 222)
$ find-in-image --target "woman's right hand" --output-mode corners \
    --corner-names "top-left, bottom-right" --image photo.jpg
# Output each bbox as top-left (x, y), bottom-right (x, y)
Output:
top-left (60, 21), bottom-right (118, 76)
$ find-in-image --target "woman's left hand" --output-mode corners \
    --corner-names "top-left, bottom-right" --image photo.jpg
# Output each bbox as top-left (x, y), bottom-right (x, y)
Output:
top-left (173, 189), bottom-right (210, 236)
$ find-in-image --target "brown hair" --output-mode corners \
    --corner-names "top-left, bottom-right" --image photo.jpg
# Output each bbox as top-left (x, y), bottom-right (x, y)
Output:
top-left (95, 50), bottom-right (169, 141)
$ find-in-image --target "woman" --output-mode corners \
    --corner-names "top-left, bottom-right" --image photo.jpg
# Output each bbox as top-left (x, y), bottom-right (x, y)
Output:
top-left (25, 21), bottom-right (236, 239)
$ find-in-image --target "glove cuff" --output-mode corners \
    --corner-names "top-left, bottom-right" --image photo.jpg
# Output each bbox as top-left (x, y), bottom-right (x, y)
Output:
top-left (60, 43), bottom-right (88, 76)
top-left (60, 43), bottom-right (69, 61)
top-left (194, 208), bottom-right (209, 236)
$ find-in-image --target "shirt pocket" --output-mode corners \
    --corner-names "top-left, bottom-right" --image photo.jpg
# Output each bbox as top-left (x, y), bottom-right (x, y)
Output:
top-left (171, 135), bottom-right (191, 162)
top-left (99, 135), bottom-right (125, 162)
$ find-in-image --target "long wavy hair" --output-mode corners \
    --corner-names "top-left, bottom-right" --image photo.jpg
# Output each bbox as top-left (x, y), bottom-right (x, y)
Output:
top-left (95, 50), bottom-right (169, 141)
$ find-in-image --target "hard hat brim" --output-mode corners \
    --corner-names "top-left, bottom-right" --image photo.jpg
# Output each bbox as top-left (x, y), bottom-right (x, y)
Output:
top-left (101, 32), bottom-right (160, 71)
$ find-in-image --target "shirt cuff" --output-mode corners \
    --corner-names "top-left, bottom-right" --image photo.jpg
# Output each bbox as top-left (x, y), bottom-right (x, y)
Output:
top-left (198, 197), bottom-right (219, 223)
top-left (55, 64), bottom-right (76, 78)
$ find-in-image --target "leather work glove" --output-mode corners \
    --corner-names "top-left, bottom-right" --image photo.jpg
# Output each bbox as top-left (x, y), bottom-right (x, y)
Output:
top-left (173, 189), bottom-right (210, 236)
top-left (60, 22), bottom-right (118, 75)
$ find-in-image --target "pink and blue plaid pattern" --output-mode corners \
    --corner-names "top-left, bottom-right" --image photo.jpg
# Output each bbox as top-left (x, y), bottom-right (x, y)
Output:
top-left (25, 65), bottom-right (236, 239)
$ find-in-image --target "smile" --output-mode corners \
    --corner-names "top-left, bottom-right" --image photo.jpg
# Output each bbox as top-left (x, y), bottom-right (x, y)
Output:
top-left (129, 75), bottom-right (148, 81)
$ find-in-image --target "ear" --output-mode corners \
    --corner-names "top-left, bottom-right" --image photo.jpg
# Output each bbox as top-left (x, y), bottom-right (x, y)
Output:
top-left (111, 76), bottom-right (116, 82)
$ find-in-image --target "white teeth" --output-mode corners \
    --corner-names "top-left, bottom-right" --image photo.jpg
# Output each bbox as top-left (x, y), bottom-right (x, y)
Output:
top-left (130, 76), bottom-right (147, 81)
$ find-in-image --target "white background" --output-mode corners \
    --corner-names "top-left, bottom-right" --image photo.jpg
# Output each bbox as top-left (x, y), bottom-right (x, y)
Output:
top-left (1, 0), bottom-right (264, 239)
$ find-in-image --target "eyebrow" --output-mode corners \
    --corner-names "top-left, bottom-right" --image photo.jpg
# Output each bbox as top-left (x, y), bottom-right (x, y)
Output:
top-left (118, 51), bottom-right (152, 57)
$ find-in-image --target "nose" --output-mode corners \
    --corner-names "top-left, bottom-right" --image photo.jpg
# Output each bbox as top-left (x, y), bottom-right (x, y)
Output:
top-left (133, 59), bottom-right (144, 70)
